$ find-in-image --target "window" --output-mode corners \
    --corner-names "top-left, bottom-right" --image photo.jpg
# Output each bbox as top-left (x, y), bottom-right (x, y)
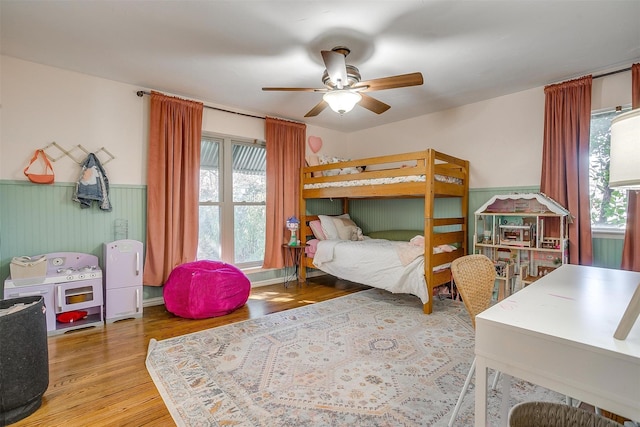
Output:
top-left (589, 106), bottom-right (631, 230)
top-left (198, 135), bottom-right (266, 267)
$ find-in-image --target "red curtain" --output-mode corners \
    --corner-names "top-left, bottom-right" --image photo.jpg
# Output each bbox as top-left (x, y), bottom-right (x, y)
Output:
top-left (143, 92), bottom-right (203, 286)
top-left (263, 117), bottom-right (306, 269)
top-left (620, 63), bottom-right (640, 271)
top-left (540, 76), bottom-right (593, 265)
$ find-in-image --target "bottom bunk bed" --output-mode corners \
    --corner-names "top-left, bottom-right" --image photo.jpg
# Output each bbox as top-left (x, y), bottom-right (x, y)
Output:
top-left (301, 215), bottom-right (465, 314)
top-left (305, 230), bottom-right (459, 305)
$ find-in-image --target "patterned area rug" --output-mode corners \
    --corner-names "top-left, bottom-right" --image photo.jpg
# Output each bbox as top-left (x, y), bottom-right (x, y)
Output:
top-left (146, 289), bottom-right (564, 426)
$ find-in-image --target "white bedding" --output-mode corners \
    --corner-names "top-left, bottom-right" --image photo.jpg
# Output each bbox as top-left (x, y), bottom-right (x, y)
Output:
top-left (303, 174), bottom-right (462, 190)
top-left (312, 239), bottom-right (454, 304)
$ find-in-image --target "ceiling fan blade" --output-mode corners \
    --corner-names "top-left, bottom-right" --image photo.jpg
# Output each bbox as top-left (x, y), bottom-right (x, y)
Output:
top-left (304, 99), bottom-right (329, 117)
top-left (262, 87), bottom-right (326, 92)
top-left (321, 50), bottom-right (348, 89)
top-left (359, 93), bottom-right (390, 114)
top-left (353, 72), bottom-right (424, 92)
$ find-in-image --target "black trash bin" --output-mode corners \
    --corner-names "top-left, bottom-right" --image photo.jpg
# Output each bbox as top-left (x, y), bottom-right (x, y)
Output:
top-left (0, 296), bottom-right (49, 425)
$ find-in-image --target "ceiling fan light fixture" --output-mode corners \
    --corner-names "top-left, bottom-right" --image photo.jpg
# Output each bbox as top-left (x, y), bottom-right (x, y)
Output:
top-left (323, 90), bottom-right (362, 115)
top-left (264, 46), bottom-right (423, 117)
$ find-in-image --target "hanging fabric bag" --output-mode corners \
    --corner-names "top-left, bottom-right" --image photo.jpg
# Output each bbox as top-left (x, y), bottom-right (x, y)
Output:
top-left (23, 149), bottom-right (55, 184)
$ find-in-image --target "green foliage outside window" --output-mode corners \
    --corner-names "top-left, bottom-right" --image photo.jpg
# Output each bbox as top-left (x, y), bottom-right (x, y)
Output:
top-left (589, 108), bottom-right (629, 228)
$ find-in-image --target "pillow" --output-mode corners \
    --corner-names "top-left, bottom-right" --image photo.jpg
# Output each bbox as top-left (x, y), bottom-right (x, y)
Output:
top-left (324, 168), bottom-right (340, 177)
top-left (318, 213), bottom-right (350, 240)
top-left (309, 220), bottom-right (327, 240)
top-left (333, 217), bottom-right (364, 241)
top-left (338, 166), bottom-right (361, 175)
top-left (318, 155), bottom-right (340, 177)
top-left (318, 155), bottom-right (361, 176)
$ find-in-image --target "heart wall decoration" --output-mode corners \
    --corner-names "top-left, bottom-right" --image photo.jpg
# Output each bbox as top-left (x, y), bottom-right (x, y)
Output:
top-left (308, 136), bottom-right (323, 153)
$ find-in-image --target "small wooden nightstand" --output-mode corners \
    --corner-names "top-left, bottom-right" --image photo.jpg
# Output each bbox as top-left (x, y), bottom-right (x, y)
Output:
top-left (282, 244), bottom-right (305, 287)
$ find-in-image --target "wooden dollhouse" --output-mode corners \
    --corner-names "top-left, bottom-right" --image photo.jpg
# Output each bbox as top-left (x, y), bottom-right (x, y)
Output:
top-left (474, 193), bottom-right (571, 295)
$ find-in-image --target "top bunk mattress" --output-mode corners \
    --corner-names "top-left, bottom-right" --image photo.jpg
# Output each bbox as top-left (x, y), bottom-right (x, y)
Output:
top-left (303, 173), bottom-right (461, 190)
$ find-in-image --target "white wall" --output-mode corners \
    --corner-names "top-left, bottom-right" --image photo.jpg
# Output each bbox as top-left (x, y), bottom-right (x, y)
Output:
top-left (1, 56), bottom-right (147, 184)
top-left (1, 55), bottom-right (632, 188)
top-left (0, 56), bottom-right (349, 183)
top-left (346, 71), bottom-right (632, 189)
top-left (304, 125), bottom-right (349, 158)
top-left (346, 88), bottom-right (544, 189)
top-left (201, 108), bottom-right (264, 141)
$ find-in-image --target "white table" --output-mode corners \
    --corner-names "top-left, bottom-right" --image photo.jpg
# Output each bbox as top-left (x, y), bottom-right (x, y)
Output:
top-left (474, 264), bottom-right (640, 426)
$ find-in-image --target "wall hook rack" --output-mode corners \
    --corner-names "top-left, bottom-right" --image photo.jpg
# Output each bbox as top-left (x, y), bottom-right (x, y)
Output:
top-left (42, 142), bottom-right (115, 165)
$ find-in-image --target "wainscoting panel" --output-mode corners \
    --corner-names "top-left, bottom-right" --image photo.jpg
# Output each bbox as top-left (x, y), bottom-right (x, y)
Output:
top-left (350, 199), bottom-right (424, 233)
top-left (304, 199), bottom-right (344, 217)
top-left (0, 180), bottom-right (146, 283)
top-left (592, 237), bottom-right (623, 269)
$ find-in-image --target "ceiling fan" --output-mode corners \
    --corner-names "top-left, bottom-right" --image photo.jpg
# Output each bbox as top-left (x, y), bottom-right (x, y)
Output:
top-left (262, 46), bottom-right (424, 117)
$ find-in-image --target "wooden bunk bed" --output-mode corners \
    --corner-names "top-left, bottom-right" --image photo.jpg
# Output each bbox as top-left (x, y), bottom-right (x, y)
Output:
top-left (299, 149), bottom-right (469, 314)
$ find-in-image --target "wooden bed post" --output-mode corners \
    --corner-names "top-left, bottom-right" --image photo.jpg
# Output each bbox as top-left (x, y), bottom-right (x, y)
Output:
top-left (423, 149), bottom-right (435, 314)
top-left (462, 158), bottom-right (470, 257)
top-left (299, 166), bottom-right (307, 283)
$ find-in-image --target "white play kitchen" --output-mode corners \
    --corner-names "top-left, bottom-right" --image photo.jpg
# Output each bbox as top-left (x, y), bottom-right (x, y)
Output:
top-left (3, 239), bottom-right (143, 335)
top-left (4, 252), bottom-right (104, 334)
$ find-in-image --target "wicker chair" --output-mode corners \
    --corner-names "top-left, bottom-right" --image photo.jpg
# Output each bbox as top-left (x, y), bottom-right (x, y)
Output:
top-left (448, 254), bottom-right (497, 427)
top-left (508, 402), bottom-right (623, 427)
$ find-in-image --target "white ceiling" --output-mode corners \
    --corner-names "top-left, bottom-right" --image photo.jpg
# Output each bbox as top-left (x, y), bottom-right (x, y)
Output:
top-left (2, 1), bottom-right (639, 132)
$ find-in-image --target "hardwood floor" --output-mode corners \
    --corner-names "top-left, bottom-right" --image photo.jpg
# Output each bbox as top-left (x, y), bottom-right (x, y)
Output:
top-left (11, 277), bottom-right (369, 427)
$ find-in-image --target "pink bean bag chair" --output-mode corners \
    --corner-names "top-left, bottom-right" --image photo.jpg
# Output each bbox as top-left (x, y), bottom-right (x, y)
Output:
top-left (163, 260), bottom-right (250, 319)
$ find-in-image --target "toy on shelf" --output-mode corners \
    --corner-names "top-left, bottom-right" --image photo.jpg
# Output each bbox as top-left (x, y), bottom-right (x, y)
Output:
top-left (286, 216), bottom-right (300, 246)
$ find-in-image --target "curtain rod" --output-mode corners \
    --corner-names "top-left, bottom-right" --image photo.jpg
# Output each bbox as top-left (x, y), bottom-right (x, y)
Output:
top-left (548, 65), bottom-right (632, 86)
top-left (593, 66), bottom-right (632, 79)
top-left (136, 90), bottom-right (306, 125)
top-left (136, 90), bottom-right (265, 120)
